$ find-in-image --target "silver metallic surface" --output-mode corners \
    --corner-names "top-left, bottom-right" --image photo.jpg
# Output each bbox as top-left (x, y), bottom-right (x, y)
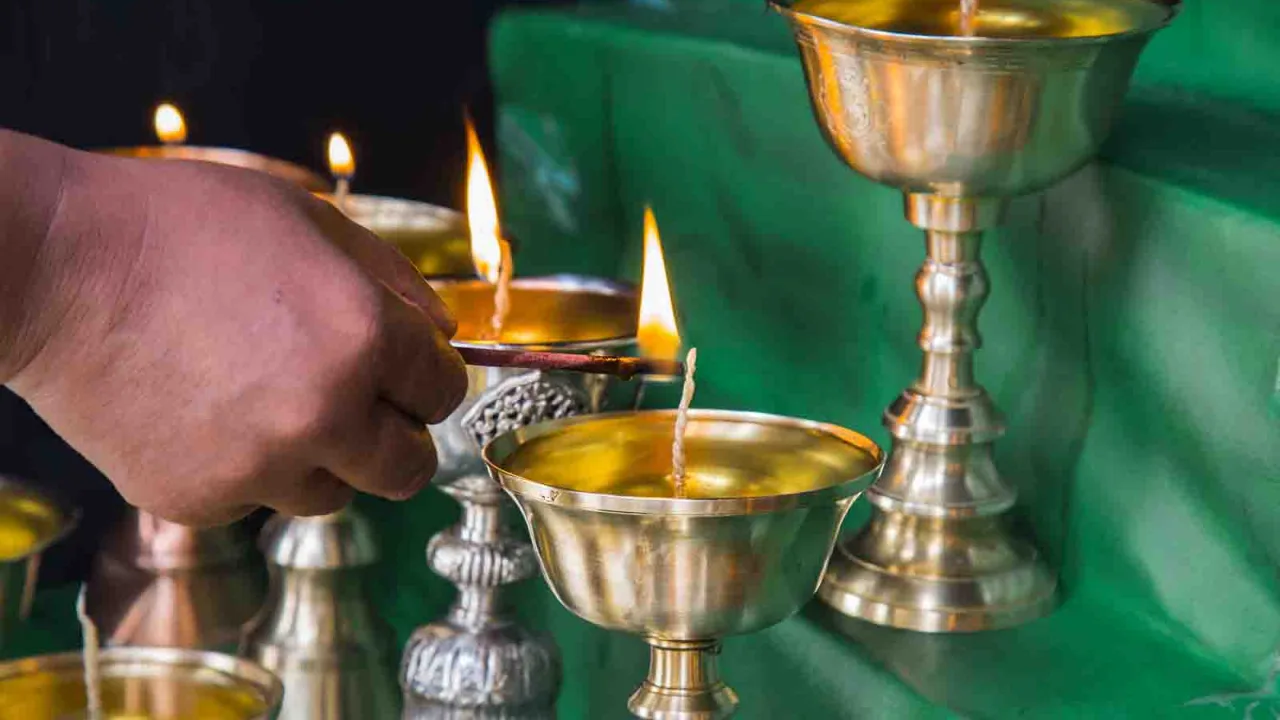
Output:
top-left (776, 2), bottom-right (1176, 198)
top-left (86, 509), bottom-right (265, 650)
top-left (241, 507), bottom-right (400, 720)
top-left (775, 1), bottom-right (1178, 632)
top-left (400, 276), bottom-right (637, 719)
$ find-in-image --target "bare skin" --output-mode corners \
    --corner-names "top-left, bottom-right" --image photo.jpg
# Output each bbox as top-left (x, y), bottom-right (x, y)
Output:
top-left (0, 129), bottom-right (468, 526)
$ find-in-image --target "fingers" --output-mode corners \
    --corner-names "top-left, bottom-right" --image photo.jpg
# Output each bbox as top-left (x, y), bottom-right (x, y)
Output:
top-left (375, 284), bottom-right (469, 426)
top-left (312, 199), bottom-right (459, 338)
top-left (257, 468), bottom-right (356, 517)
top-left (322, 401), bottom-right (441, 500)
top-left (143, 502), bottom-right (260, 529)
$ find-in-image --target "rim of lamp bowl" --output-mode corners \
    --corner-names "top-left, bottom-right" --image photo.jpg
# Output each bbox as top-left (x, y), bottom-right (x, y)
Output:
top-left (770, 0), bottom-right (1181, 48)
top-left (97, 145), bottom-right (328, 192)
top-left (430, 274), bottom-right (638, 353)
top-left (314, 193), bottom-right (463, 228)
top-left (0, 474), bottom-right (81, 563)
top-left (485, 409), bottom-right (886, 517)
top-left (0, 646), bottom-right (284, 714)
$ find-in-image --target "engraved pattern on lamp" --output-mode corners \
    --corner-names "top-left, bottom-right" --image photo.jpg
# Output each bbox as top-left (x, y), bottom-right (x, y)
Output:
top-left (461, 373), bottom-right (589, 447)
top-left (402, 371), bottom-right (588, 719)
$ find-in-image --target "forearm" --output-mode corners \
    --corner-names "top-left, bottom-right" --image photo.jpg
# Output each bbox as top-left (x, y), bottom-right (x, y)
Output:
top-left (0, 130), bottom-right (149, 390)
top-left (0, 129), bottom-right (77, 383)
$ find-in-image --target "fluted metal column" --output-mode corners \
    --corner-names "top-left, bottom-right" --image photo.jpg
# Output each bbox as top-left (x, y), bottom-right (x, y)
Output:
top-left (819, 195), bottom-right (1057, 632)
top-left (241, 507), bottom-right (401, 719)
top-left (400, 472), bottom-right (558, 719)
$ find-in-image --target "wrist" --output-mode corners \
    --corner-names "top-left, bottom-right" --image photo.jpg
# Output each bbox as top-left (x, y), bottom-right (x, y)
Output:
top-left (0, 130), bottom-right (77, 385)
top-left (0, 133), bottom-right (148, 394)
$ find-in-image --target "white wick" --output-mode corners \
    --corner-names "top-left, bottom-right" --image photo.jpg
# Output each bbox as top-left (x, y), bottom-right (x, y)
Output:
top-left (76, 584), bottom-right (103, 720)
top-left (959, 0), bottom-right (979, 36)
top-left (333, 177), bottom-right (352, 216)
top-left (489, 238), bottom-right (513, 339)
top-left (672, 347), bottom-right (698, 497)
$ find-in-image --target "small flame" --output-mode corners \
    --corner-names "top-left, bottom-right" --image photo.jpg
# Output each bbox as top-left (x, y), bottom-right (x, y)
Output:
top-left (466, 119), bottom-right (503, 284)
top-left (153, 103), bottom-right (187, 145)
top-left (637, 207), bottom-right (680, 361)
top-left (327, 132), bottom-right (355, 178)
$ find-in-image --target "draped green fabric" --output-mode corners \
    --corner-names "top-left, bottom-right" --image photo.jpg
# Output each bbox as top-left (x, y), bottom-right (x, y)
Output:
top-left (477, 1), bottom-right (1280, 715)
top-left (10, 1), bottom-right (1280, 718)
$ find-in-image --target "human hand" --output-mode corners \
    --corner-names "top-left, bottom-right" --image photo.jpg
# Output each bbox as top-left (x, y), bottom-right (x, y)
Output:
top-left (2, 136), bottom-right (467, 525)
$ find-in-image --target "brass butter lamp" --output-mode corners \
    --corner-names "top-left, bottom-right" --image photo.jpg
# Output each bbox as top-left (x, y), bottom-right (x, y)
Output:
top-left (772, 0), bottom-right (1180, 631)
top-left (101, 102), bottom-right (328, 191)
top-left (318, 131), bottom-right (476, 279)
top-left (486, 410), bottom-right (884, 719)
top-left (401, 275), bottom-right (640, 718)
top-left (399, 140), bottom-right (685, 719)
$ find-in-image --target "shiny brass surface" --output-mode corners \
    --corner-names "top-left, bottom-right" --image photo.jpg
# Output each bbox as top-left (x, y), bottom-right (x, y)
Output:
top-left (400, 276), bottom-right (638, 719)
top-left (433, 276), bottom-right (638, 349)
top-left (0, 477), bottom-right (77, 649)
top-left (86, 509), bottom-right (267, 651)
top-left (0, 646), bottom-right (283, 719)
top-left (100, 145), bottom-right (328, 191)
top-left (321, 194), bottom-right (476, 278)
top-left (777, 0), bottom-right (1177, 197)
top-left (774, 0), bottom-right (1177, 632)
top-left (242, 506), bottom-right (400, 720)
top-left (487, 410), bottom-right (884, 719)
top-left (789, 0), bottom-right (1168, 39)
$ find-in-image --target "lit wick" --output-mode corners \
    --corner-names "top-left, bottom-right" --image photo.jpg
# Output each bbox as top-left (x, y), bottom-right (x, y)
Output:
top-left (465, 118), bottom-right (512, 338)
top-left (76, 585), bottom-right (103, 720)
top-left (492, 237), bottom-right (513, 338)
top-left (959, 0), bottom-right (979, 35)
top-left (672, 347), bottom-right (698, 497)
top-left (328, 132), bottom-right (355, 215)
top-left (153, 102), bottom-right (187, 146)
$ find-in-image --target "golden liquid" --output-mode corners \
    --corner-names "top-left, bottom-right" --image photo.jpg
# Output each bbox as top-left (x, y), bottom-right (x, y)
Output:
top-left (504, 414), bottom-right (880, 500)
top-left (0, 671), bottom-right (269, 720)
top-left (0, 487), bottom-right (66, 562)
top-left (789, 0), bottom-right (1168, 38)
top-left (433, 283), bottom-right (637, 346)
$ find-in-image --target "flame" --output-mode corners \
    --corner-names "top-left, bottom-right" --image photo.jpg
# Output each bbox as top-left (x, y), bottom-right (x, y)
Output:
top-left (327, 132), bottom-right (355, 177)
top-left (153, 103), bottom-right (187, 145)
top-left (466, 119), bottom-right (503, 284)
top-left (637, 206), bottom-right (680, 360)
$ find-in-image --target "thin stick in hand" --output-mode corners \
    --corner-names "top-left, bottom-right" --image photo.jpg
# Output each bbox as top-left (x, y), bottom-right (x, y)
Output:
top-left (454, 346), bottom-right (684, 380)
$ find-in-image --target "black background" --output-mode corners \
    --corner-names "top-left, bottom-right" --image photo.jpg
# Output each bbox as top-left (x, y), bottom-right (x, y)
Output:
top-left (0, 0), bottom-right (535, 584)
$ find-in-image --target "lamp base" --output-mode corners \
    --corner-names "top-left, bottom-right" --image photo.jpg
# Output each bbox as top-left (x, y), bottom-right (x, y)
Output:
top-left (819, 513), bottom-right (1057, 633)
top-left (627, 640), bottom-right (738, 720)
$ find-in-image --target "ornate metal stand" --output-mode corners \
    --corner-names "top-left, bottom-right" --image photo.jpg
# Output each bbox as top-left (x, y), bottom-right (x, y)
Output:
top-left (818, 196), bottom-right (1056, 631)
top-left (400, 473), bottom-right (558, 718)
top-left (400, 274), bottom-right (636, 718)
top-left (242, 507), bottom-right (400, 719)
top-left (774, 0), bottom-right (1178, 632)
top-left (400, 370), bottom-right (591, 718)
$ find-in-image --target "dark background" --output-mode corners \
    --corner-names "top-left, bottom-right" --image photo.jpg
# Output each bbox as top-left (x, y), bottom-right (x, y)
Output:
top-left (0, 0), bottom-right (537, 584)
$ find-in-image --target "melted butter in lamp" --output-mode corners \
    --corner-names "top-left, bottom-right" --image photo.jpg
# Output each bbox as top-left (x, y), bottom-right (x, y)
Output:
top-left (0, 662), bottom-right (270, 719)
top-left (432, 281), bottom-right (636, 346)
top-left (790, 0), bottom-right (1168, 38)
top-left (504, 413), bottom-right (881, 500)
